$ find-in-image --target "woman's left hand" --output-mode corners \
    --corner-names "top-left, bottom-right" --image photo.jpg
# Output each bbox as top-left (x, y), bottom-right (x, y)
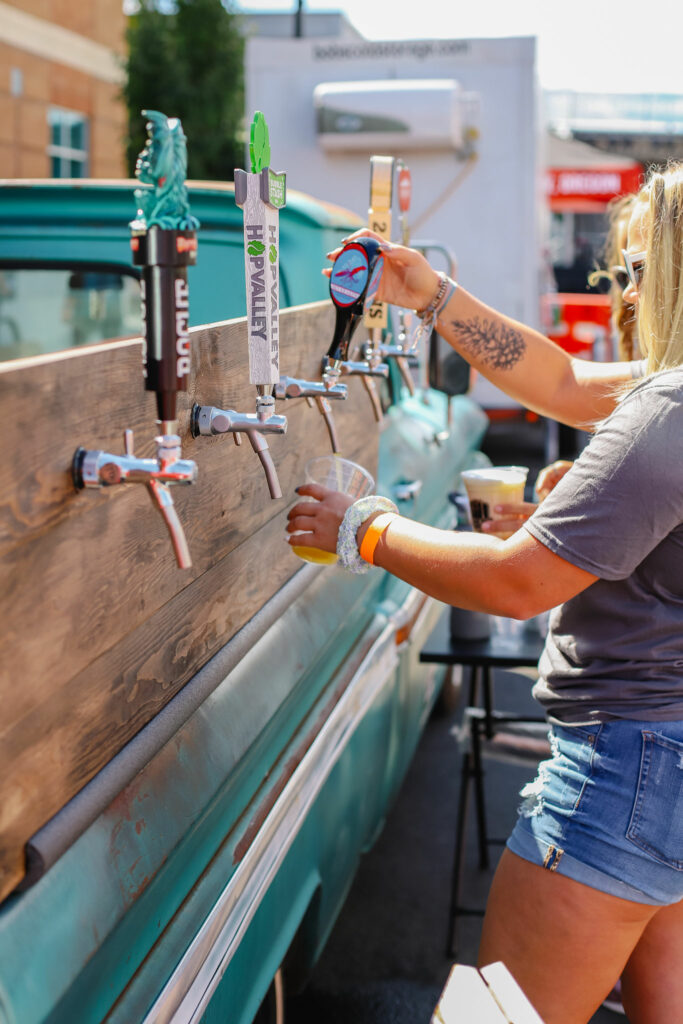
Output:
top-left (286, 484), bottom-right (355, 553)
top-left (480, 501), bottom-right (538, 537)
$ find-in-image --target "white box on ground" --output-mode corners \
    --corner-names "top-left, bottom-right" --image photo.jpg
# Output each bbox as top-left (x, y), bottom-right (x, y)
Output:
top-left (431, 961), bottom-right (545, 1023)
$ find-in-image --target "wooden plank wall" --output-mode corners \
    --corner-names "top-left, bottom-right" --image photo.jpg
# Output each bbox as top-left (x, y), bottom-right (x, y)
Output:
top-left (0, 301), bottom-right (379, 903)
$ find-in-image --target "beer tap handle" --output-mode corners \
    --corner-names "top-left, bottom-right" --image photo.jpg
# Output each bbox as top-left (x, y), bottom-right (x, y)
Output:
top-left (245, 430), bottom-right (282, 500)
top-left (124, 429), bottom-right (135, 457)
top-left (147, 477), bottom-right (192, 570)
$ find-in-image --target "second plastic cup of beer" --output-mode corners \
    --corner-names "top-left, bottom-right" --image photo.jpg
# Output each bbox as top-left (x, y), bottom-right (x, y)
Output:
top-left (291, 455), bottom-right (375, 564)
top-left (460, 466), bottom-right (528, 540)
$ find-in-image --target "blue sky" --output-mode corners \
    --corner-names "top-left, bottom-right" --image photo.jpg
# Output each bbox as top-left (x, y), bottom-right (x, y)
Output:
top-left (235, 0), bottom-right (681, 95)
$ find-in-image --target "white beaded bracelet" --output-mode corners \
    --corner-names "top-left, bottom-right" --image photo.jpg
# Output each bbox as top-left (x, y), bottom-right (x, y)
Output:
top-left (337, 495), bottom-right (399, 574)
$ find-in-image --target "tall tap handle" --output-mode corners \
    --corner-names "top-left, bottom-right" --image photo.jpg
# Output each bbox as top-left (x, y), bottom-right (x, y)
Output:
top-left (147, 478), bottom-right (192, 569)
top-left (124, 429), bottom-right (135, 457)
top-left (130, 111), bottom-right (198, 428)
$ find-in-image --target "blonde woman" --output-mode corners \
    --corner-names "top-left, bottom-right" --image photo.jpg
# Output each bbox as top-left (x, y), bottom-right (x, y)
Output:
top-left (487, 192), bottom-right (643, 540)
top-left (589, 192), bottom-right (639, 362)
top-left (288, 165), bottom-right (683, 1024)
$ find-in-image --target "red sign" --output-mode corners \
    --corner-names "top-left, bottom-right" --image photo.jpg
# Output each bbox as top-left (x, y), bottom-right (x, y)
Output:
top-left (397, 168), bottom-right (412, 213)
top-left (546, 165), bottom-right (643, 205)
top-left (541, 293), bottom-right (613, 361)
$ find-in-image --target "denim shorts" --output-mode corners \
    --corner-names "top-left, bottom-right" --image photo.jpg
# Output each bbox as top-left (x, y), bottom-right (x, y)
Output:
top-left (507, 719), bottom-right (683, 905)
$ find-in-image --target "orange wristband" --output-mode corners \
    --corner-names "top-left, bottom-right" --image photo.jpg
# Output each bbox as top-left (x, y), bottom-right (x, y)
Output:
top-left (359, 512), bottom-right (397, 565)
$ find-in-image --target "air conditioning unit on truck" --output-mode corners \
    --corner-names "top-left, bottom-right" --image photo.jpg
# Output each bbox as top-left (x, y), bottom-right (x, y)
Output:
top-left (0, 180), bottom-right (487, 1024)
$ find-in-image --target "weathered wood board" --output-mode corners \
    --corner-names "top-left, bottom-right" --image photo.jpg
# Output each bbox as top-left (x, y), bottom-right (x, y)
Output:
top-left (0, 301), bottom-right (379, 902)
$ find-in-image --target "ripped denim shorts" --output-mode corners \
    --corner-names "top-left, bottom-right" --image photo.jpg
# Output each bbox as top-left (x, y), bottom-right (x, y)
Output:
top-left (507, 718), bottom-right (683, 904)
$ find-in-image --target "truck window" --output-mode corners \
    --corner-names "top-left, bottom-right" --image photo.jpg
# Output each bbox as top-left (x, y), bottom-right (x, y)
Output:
top-left (0, 265), bottom-right (142, 362)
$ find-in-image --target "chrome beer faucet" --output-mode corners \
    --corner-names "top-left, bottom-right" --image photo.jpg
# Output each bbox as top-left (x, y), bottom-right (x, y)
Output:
top-left (73, 430), bottom-right (196, 569)
top-left (371, 317), bottom-right (417, 397)
top-left (272, 375), bottom-right (347, 455)
top-left (190, 398), bottom-right (287, 500)
top-left (321, 354), bottom-right (388, 425)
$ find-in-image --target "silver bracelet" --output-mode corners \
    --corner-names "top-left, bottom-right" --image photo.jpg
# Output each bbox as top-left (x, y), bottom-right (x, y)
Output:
top-left (414, 273), bottom-right (457, 343)
top-left (415, 271), bottom-right (449, 319)
top-left (337, 495), bottom-right (399, 574)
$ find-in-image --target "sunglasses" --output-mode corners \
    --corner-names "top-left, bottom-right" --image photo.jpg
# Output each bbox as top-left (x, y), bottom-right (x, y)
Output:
top-left (621, 249), bottom-right (647, 288)
top-left (609, 265), bottom-right (629, 290)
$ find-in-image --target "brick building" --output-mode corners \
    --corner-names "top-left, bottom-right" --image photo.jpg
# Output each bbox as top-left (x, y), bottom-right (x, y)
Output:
top-left (0, 0), bottom-right (127, 178)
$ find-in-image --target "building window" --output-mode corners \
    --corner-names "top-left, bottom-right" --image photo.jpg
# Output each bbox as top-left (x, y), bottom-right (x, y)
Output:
top-left (47, 108), bottom-right (89, 178)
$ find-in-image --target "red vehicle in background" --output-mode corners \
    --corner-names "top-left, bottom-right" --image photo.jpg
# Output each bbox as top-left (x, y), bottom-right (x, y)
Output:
top-left (542, 159), bottom-right (643, 454)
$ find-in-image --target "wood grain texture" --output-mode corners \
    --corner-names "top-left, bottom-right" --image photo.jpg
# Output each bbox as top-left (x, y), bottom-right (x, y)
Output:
top-left (0, 301), bottom-right (379, 901)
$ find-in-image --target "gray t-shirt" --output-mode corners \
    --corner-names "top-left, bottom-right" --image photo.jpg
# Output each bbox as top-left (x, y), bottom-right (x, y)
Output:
top-left (524, 367), bottom-right (683, 724)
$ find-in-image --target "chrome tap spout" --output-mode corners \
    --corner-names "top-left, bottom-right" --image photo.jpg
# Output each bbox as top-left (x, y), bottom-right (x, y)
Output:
top-left (190, 403), bottom-right (287, 500)
top-left (375, 344), bottom-right (416, 396)
top-left (320, 356), bottom-right (387, 424)
top-left (339, 359), bottom-right (389, 379)
top-left (272, 376), bottom-right (346, 455)
top-left (272, 376), bottom-right (347, 401)
top-left (72, 430), bottom-right (196, 569)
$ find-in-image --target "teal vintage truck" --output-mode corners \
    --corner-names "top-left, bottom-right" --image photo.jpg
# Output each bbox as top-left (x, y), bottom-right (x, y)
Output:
top-left (0, 179), bottom-right (369, 360)
top-left (0, 179), bottom-right (487, 1024)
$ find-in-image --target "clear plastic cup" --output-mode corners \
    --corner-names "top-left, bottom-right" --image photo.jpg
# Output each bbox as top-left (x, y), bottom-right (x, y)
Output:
top-left (460, 465), bottom-right (528, 540)
top-left (290, 455), bottom-right (375, 564)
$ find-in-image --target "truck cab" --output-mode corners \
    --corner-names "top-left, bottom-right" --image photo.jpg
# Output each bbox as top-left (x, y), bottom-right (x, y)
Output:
top-left (0, 179), bottom-right (487, 1024)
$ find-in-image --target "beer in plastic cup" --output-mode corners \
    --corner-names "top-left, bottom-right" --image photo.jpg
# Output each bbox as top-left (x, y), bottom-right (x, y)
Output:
top-left (291, 455), bottom-right (375, 564)
top-left (460, 466), bottom-right (529, 540)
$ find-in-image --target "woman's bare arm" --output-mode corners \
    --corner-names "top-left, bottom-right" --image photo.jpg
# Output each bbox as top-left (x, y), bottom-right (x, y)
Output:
top-left (366, 515), bottom-right (597, 618)
top-left (436, 285), bottom-right (632, 429)
top-left (328, 232), bottom-right (634, 429)
top-left (286, 485), bottom-right (598, 618)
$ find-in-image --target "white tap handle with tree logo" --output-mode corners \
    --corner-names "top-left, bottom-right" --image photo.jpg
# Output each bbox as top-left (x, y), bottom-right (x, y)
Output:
top-left (235, 111), bottom-right (286, 386)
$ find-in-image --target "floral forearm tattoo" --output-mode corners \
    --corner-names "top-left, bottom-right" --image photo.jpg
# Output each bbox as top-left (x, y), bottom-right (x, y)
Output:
top-left (449, 317), bottom-right (526, 370)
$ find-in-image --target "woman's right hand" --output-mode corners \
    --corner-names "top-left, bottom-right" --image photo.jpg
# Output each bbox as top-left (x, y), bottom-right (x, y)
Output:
top-left (535, 460), bottom-right (573, 501)
top-left (326, 229), bottom-right (441, 312)
top-left (481, 460), bottom-right (574, 536)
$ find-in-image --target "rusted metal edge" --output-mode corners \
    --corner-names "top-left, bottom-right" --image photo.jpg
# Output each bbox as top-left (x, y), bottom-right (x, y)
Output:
top-left (20, 563), bottom-right (322, 892)
top-left (142, 617), bottom-right (399, 1024)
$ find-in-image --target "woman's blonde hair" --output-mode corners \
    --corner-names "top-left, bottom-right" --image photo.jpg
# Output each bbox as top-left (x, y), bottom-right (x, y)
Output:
top-left (608, 195), bottom-right (638, 361)
top-left (636, 164), bottom-right (683, 375)
top-left (588, 193), bottom-right (639, 361)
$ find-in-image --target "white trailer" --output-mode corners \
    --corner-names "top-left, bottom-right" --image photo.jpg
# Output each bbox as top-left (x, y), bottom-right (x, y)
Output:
top-left (245, 34), bottom-right (543, 409)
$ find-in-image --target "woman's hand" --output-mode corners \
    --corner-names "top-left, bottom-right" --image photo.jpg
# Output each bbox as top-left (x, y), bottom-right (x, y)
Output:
top-left (535, 459), bottom-right (573, 500)
top-left (286, 484), bottom-right (354, 554)
top-left (480, 460), bottom-right (574, 537)
top-left (326, 229), bottom-right (441, 312)
top-left (480, 500), bottom-right (539, 537)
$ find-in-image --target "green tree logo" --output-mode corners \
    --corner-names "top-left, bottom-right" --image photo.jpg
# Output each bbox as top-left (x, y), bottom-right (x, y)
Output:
top-left (248, 240), bottom-right (265, 256)
top-left (249, 112), bottom-right (271, 173)
top-left (269, 244), bottom-right (277, 264)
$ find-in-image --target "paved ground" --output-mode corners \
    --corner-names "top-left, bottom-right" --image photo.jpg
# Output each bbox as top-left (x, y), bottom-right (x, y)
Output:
top-left (285, 418), bottom-right (624, 1023)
